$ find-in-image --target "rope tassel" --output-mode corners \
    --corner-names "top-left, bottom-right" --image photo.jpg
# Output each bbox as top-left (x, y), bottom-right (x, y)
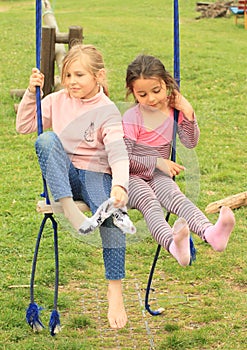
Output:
top-left (49, 309), bottom-right (61, 336)
top-left (189, 236), bottom-right (197, 265)
top-left (26, 302), bottom-right (44, 332)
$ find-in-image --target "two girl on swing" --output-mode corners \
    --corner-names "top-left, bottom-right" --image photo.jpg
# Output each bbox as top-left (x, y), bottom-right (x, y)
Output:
top-left (16, 43), bottom-right (235, 330)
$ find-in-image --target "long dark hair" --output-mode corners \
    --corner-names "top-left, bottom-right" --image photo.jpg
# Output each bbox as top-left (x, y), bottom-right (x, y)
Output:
top-left (126, 54), bottom-right (179, 104)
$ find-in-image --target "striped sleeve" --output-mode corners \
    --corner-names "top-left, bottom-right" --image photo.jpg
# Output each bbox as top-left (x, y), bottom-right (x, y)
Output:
top-left (177, 113), bottom-right (200, 149)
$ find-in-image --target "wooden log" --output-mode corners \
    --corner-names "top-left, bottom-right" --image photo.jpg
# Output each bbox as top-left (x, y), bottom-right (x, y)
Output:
top-left (11, 0), bottom-right (83, 103)
top-left (55, 28), bottom-right (84, 45)
top-left (10, 89), bottom-right (25, 98)
top-left (37, 200), bottom-right (90, 214)
top-left (42, 0), bottom-right (67, 75)
top-left (42, 1), bottom-right (83, 80)
top-left (14, 103), bottom-right (19, 113)
top-left (205, 191), bottom-right (247, 213)
top-left (196, 2), bottom-right (210, 6)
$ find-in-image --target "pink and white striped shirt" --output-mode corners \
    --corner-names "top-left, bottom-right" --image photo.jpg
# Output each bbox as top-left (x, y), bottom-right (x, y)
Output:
top-left (122, 104), bottom-right (200, 180)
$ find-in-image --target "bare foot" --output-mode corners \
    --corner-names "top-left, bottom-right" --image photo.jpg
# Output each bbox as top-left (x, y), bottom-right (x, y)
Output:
top-left (107, 280), bottom-right (127, 329)
top-left (169, 217), bottom-right (190, 266)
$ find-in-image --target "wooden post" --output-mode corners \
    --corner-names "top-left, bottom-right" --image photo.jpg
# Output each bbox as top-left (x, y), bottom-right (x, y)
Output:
top-left (40, 26), bottom-right (83, 96)
top-left (68, 25), bottom-right (83, 48)
top-left (41, 26), bottom-right (56, 96)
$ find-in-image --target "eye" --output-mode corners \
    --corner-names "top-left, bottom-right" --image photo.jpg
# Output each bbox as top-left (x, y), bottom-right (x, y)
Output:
top-left (66, 73), bottom-right (71, 78)
top-left (139, 93), bottom-right (147, 98)
top-left (153, 88), bottom-right (161, 94)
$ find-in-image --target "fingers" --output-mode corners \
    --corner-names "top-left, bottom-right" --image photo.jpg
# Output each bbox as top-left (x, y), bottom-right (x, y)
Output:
top-left (165, 161), bottom-right (184, 177)
top-left (28, 68), bottom-right (44, 93)
top-left (170, 162), bottom-right (185, 177)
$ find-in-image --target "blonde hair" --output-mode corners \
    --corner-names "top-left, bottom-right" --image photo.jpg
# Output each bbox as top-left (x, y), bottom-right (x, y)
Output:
top-left (61, 44), bottom-right (109, 96)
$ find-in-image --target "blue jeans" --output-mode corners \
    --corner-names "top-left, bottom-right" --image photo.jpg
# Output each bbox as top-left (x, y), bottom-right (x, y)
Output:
top-left (35, 131), bottom-right (126, 280)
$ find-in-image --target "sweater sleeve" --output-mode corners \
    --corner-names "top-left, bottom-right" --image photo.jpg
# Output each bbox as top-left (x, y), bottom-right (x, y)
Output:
top-left (177, 112), bottom-right (200, 149)
top-left (101, 111), bottom-right (130, 191)
top-left (16, 89), bottom-right (52, 134)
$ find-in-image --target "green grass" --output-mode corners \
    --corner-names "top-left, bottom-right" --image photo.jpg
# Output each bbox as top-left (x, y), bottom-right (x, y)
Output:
top-left (0, 0), bottom-right (247, 349)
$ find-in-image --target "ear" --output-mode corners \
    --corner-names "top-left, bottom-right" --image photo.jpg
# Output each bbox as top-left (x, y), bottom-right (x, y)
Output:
top-left (96, 68), bottom-right (106, 84)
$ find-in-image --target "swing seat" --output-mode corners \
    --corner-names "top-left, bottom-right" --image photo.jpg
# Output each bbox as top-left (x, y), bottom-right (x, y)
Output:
top-left (37, 199), bottom-right (90, 214)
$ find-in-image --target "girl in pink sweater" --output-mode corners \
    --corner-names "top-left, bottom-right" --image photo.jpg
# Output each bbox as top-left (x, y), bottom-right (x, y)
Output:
top-left (16, 44), bottom-right (134, 329)
top-left (122, 54), bottom-right (235, 266)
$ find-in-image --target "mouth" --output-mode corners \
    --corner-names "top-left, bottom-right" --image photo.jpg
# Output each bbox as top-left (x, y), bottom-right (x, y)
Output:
top-left (147, 104), bottom-right (158, 109)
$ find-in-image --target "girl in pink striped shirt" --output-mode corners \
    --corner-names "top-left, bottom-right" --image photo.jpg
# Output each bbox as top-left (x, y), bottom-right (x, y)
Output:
top-left (122, 54), bottom-right (235, 266)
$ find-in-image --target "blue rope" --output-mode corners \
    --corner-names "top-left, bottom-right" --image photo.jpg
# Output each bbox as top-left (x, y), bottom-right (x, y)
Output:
top-left (26, 0), bottom-right (60, 336)
top-left (145, 0), bottom-right (196, 316)
top-left (35, 0), bottom-right (42, 136)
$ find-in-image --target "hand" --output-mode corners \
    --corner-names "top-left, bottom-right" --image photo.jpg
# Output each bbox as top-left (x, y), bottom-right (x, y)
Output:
top-left (156, 158), bottom-right (185, 177)
top-left (170, 91), bottom-right (194, 121)
top-left (110, 186), bottom-right (128, 208)
top-left (28, 68), bottom-right (44, 94)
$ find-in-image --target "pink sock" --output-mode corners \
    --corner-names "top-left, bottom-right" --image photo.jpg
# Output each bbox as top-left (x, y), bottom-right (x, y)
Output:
top-left (169, 218), bottom-right (190, 266)
top-left (204, 206), bottom-right (235, 252)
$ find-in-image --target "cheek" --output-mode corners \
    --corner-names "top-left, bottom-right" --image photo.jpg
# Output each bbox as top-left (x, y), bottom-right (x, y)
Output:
top-left (133, 94), bottom-right (143, 103)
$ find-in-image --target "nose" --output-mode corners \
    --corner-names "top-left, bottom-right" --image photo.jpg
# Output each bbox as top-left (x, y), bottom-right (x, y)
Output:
top-left (69, 75), bottom-right (77, 85)
top-left (147, 93), bottom-right (156, 104)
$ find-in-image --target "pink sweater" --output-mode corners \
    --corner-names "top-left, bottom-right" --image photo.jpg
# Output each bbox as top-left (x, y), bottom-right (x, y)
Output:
top-left (16, 88), bottom-right (129, 190)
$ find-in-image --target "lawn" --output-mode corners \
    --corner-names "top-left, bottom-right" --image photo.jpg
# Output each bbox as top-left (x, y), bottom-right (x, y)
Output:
top-left (0, 1), bottom-right (246, 349)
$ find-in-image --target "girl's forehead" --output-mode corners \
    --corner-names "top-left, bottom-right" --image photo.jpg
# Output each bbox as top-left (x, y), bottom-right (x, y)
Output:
top-left (66, 55), bottom-right (90, 72)
top-left (133, 77), bottom-right (162, 89)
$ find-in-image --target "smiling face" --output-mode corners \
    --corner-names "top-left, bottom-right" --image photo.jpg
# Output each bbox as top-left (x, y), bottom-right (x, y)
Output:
top-left (63, 58), bottom-right (99, 99)
top-left (132, 77), bottom-right (168, 111)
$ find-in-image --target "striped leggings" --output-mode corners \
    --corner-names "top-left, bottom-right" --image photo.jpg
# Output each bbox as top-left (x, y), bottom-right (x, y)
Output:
top-left (128, 171), bottom-right (213, 251)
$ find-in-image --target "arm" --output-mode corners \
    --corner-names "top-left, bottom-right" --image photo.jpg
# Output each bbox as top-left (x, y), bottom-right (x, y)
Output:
top-left (170, 91), bottom-right (200, 148)
top-left (16, 89), bottom-right (39, 134)
top-left (16, 68), bottom-right (51, 134)
top-left (102, 112), bottom-right (130, 207)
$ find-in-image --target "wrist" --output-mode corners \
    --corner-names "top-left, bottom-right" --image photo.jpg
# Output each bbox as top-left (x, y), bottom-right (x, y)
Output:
top-left (27, 87), bottom-right (36, 94)
top-left (183, 109), bottom-right (194, 121)
top-left (112, 185), bottom-right (128, 194)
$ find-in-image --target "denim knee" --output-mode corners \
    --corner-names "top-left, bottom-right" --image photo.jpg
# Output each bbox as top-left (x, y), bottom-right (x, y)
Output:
top-left (35, 131), bottom-right (58, 154)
